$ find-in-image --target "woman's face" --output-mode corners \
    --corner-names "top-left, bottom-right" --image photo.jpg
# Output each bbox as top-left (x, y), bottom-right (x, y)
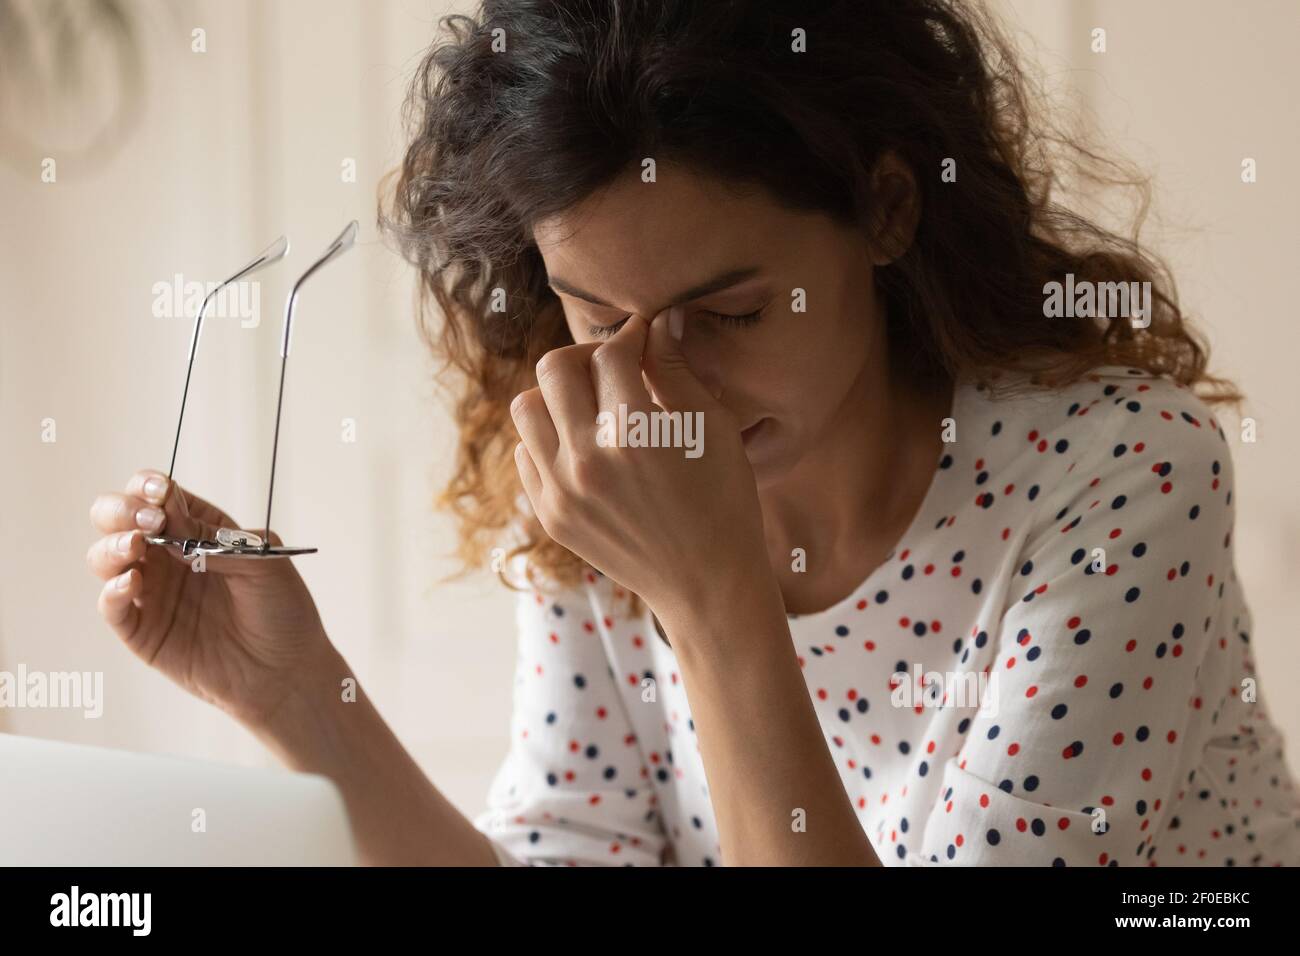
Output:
top-left (531, 164), bottom-right (886, 487)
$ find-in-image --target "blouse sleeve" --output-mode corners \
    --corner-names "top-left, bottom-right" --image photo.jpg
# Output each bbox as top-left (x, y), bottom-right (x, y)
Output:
top-left (911, 387), bottom-right (1241, 866)
top-left (473, 577), bottom-right (667, 866)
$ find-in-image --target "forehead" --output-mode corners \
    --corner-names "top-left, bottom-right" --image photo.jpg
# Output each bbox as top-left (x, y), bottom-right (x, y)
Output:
top-left (531, 165), bottom-right (786, 307)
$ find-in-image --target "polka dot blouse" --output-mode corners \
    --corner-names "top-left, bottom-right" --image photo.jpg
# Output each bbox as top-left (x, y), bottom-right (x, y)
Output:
top-left (474, 366), bottom-right (1300, 866)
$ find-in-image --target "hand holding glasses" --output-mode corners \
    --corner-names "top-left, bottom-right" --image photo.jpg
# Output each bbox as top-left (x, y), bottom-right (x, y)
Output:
top-left (145, 221), bottom-right (358, 560)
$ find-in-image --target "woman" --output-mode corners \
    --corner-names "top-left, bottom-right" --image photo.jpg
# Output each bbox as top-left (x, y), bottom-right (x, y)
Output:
top-left (86, 0), bottom-right (1299, 866)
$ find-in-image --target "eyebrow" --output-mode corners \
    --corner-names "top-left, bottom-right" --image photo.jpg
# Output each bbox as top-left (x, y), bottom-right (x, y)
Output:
top-left (547, 267), bottom-right (763, 309)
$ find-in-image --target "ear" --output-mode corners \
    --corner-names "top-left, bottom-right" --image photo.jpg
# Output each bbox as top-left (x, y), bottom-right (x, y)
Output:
top-left (865, 151), bottom-right (921, 266)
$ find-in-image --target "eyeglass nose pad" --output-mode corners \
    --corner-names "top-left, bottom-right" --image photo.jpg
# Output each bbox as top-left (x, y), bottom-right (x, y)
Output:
top-left (216, 527), bottom-right (263, 549)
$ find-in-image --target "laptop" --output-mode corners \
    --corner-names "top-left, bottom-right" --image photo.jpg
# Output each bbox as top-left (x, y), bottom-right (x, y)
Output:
top-left (0, 732), bottom-right (356, 865)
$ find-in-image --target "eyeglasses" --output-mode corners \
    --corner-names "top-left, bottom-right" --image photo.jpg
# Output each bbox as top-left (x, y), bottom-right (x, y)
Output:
top-left (145, 221), bottom-right (358, 559)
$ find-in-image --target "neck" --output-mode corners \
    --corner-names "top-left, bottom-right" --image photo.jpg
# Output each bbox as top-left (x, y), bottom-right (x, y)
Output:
top-left (759, 356), bottom-right (953, 614)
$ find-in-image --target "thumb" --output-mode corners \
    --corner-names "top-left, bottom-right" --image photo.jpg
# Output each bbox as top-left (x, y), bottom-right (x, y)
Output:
top-left (642, 305), bottom-right (718, 413)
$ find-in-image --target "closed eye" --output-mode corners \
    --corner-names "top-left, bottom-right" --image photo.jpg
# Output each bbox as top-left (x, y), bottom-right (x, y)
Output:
top-left (586, 309), bottom-right (763, 339)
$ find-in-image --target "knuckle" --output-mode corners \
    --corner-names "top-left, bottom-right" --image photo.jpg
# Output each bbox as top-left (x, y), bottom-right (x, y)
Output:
top-left (647, 348), bottom-right (689, 375)
top-left (99, 572), bottom-right (121, 601)
top-left (534, 350), bottom-right (562, 384)
top-left (540, 493), bottom-right (575, 539)
top-left (535, 344), bottom-right (586, 388)
top-left (567, 452), bottom-right (608, 493)
top-left (90, 494), bottom-right (122, 528)
top-left (510, 388), bottom-right (537, 419)
top-left (589, 343), bottom-right (618, 372)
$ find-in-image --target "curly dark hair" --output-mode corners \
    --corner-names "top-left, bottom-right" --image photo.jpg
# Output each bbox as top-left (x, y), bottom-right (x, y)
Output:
top-left (379, 0), bottom-right (1237, 589)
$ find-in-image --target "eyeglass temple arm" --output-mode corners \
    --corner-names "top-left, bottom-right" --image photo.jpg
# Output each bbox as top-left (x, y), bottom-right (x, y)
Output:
top-left (261, 220), bottom-right (359, 546)
top-left (165, 235), bottom-right (290, 481)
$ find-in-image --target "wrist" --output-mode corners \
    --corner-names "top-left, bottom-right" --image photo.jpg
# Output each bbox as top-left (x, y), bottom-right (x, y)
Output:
top-left (242, 646), bottom-right (357, 771)
top-left (652, 559), bottom-right (786, 659)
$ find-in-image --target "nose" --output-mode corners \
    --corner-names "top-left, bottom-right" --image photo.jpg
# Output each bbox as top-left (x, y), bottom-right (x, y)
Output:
top-left (677, 321), bottom-right (726, 401)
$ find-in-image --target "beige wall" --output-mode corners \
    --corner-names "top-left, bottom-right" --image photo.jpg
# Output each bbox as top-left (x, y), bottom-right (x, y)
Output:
top-left (1, 0), bottom-right (1296, 817)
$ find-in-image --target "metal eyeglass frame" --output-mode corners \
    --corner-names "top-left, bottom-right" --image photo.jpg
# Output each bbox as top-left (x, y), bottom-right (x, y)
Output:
top-left (145, 221), bottom-right (358, 559)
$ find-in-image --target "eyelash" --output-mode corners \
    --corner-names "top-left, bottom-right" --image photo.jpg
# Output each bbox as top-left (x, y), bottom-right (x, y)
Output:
top-left (586, 309), bottom-right (763, 339)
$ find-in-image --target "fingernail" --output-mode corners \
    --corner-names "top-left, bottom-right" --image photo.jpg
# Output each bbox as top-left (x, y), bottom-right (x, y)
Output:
top-left (114, 570), bottom-right (132, 590)
top-left (136, 507), bottom-right (164, 531)
top-left (143, 476), bottom-right (168, 502)
top-left (116, 531), bottom-right (135, 553)
top-left (668, 305), bottom-right (684, 341)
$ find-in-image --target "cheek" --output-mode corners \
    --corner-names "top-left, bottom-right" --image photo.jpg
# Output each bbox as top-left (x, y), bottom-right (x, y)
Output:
top-left (733, 306), bottom-right (874, 411)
